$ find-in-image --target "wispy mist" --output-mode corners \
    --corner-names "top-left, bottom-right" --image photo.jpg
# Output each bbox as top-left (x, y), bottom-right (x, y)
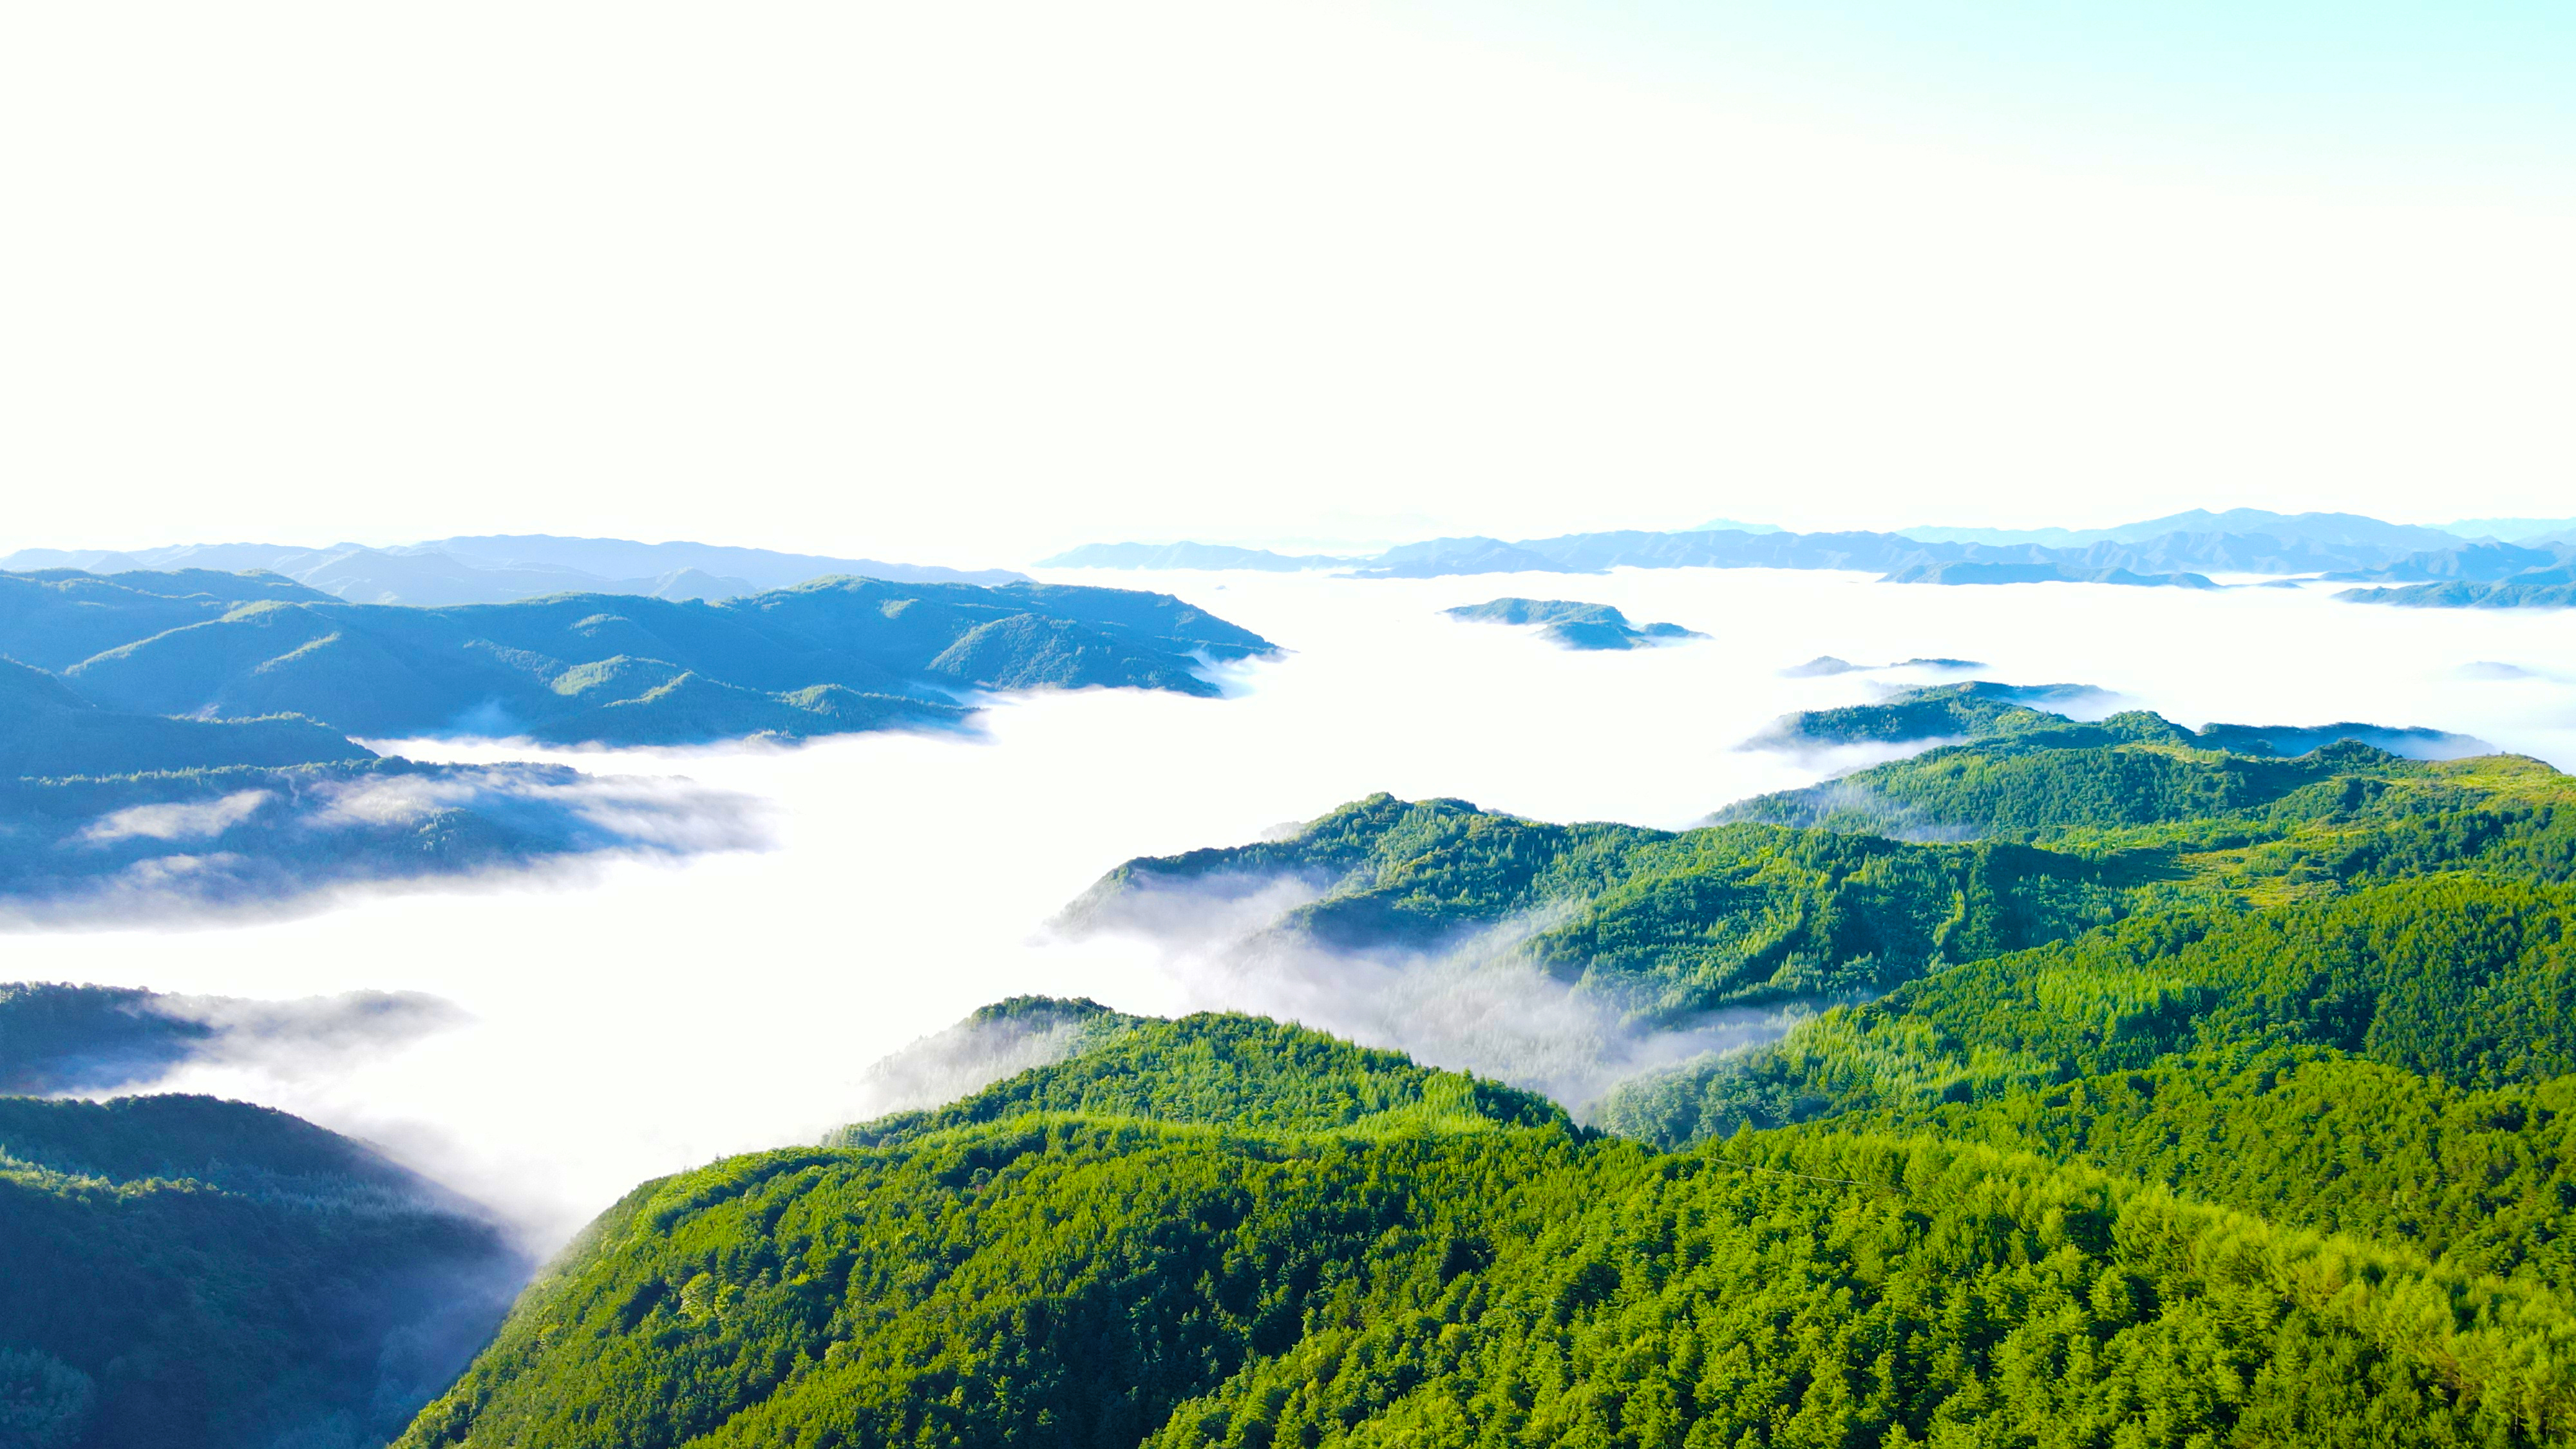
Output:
top-left (1, 764), bottom-right (769, 929)
top-left (1063, 885), bottom-right (1797, 1114)
top-left (845, 999), bottom-right (1127, 1122)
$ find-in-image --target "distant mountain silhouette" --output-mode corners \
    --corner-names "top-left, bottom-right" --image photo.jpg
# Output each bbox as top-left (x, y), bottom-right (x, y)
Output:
top-left (1, 535), bottom-right (1027, 606)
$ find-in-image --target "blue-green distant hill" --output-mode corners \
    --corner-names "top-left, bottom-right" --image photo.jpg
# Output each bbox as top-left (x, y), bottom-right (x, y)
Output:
top-left (1881, 560), bottom-right (2216, 589)
top-left (2, 535), bottom-right (1028, 606)
top-left (0, 569), bottom-right (1267, 911)
top-left (0, 656), bottom-right (369, 780)
top-left (1046, 509), bottom-right (2576, 592)
top-left (1442, 597), bottom-right (1703, 650)
top-left (2341, 558), bottom-right (2576, 610)
top-left (0, 569), bottom-right (1273, 746)
top-left (1041, 541), bottom-right (1355, 571)
top-left (0, 638), bottom-right (754, 913)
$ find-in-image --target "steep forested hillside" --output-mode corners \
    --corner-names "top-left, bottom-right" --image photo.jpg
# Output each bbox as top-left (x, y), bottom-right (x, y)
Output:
top-left (0, 1094), bottom-right (523, 1449)
top-left (0, 569), bottom-right (1271, 746)
top-left (400, 1005), bottom-right (2576, 1448)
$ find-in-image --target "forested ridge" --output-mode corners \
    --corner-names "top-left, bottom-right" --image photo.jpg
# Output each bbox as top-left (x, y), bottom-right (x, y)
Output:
top-left (1068, 698), bottom-right (2566, 1021)
top-left (400, 1014), bottom-right (2576, 1447)
top-left (388, 694), bottom-right (2576, 1446)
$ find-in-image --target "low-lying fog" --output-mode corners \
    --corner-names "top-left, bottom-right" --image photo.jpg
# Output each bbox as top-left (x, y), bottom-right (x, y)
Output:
top-left (10, 567), bottom-right (2573, 1247)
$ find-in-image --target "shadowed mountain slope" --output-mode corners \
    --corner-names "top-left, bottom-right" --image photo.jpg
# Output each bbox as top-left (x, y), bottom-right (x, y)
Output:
top-left (0, 1094), bottom-right (524, 1449)
top-left (3, 573), bottom-right (1271, 746)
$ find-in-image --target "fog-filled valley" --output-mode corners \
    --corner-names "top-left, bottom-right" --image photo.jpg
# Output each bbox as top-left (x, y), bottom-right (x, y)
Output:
top-left (13, 565), bottom-right (2571, 1249)
top-left (15, 0), bottom-right (2576, 1437)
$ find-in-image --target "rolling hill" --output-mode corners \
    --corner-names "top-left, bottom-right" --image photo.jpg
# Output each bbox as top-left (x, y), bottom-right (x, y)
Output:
top-left (1, 569), bottom-right (1273, 746)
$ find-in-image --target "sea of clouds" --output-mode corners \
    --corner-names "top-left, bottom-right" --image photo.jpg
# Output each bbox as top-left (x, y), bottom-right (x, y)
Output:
top-left (8, 566), bottom-right (2571, 1247)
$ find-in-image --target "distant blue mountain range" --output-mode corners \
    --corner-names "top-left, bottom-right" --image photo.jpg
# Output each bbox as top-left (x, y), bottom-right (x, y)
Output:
top-left (0, 535), bottom-right (1027, 607)
top-left (1043, 509), bottom-right (2576, 605)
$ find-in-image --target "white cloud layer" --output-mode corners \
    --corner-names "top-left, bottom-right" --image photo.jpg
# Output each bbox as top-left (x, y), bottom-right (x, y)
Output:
top-left (77, 790), bottom-right (271, 845)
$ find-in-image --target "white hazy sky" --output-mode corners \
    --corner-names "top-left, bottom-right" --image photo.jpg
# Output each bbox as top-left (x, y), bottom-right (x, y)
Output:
top-left (3, 2), bottom-right (2570, 564)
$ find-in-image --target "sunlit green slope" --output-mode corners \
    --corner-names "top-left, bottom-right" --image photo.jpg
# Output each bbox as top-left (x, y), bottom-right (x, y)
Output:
top-left (399, 1007), bottom-right (2576, 1448)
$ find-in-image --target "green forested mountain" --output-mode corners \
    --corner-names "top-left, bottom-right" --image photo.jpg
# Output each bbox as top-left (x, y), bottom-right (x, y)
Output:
top-left (1747, 679), bottom-right (2118, 746)
top-left (399, 1002), bottom-right (2576, 1447)
top-left (1066, 710), bottom-right (2554, 1022)
top-left (1724, 726), bottom-right (2512, 840)
top-left (1745, 680), bottom-right (2482, 757)
top-left (1071, 790), bottom-right (2157, 1016)
top-left (0, 1094), bottom-right (523, 1449)
top-left (829, 1010), bottom-right (1572, 1150)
